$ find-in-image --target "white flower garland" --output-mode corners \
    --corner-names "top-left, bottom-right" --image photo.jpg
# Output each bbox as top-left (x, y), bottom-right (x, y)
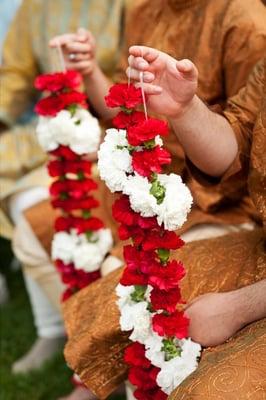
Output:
top-left (36, 108), bottom-right (101, 154)
top-left (99, 124), bottom-right (200, 395)
top-left (52, 229), bottom-right (113, 273)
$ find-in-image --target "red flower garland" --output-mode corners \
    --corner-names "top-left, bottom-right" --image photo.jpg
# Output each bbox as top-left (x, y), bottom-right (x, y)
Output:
top-left (102, 83), bottom-right (193, 399)
top-left (35, 70), bottom-right (106, 301)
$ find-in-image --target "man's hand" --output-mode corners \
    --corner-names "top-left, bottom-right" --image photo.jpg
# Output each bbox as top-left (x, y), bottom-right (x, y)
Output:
top-left (127, 45), bottom-right (198, 118)
top-left (185, 280), bottom-right (266, 347)
top-left (185, 292), bottom-right (244, 347)
top-left (49, 28), bottom-right (97, 77)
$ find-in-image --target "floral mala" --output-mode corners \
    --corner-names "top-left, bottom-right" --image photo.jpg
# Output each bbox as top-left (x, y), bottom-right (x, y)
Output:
top-left (35, 70), bottom-right (113, 301)
top-left (98, 83), bottom-right (201, 399)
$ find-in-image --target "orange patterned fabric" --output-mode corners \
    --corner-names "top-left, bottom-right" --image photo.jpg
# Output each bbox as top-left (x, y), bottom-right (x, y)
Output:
top-left (63, 59), bottom-right (266, 399)
top-left (64, 230), bottom-right (266, 399)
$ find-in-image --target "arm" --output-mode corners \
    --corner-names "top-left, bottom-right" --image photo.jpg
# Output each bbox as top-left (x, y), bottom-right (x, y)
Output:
top-left (127, 46), bottom-right (238, 177)
top-left (49, 29), bottom-right (116, 120)
top-left (185, 280), bottom-right (266, 347)
top-left (0, 0), bottom-right (39, 127)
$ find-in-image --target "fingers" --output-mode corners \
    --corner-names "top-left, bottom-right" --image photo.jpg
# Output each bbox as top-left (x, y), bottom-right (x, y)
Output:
top-left (134, 82), bottom-right (162, 95)
top-left (65, 41), bottom-right (93, 54)
top-left (65, 52), bottom-right (91, 62)
top-left (126, 66), bottom-right (155, 83)
top-left (176, 59), bottom-right (198, 81)
top-left (129, 45), bottom-right (160, 63)
top-left (49, 33), bottom-right (76, 47)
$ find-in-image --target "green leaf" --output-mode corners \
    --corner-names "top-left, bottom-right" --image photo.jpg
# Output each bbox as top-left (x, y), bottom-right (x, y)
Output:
top-left (82, 210), bottom-right (91, 219)
top-left (162, 338), bottom-right (182, 361)
top-left (150, 178), bottom-right (166, 204)
top-left (130, 285), bottom-right (147, 302)
top-left (144, 139), bottom-right (156, 149)
top-left (157, 248), bottom-right (170, 264)
top-left (120, 106), bottom-right (133, 115)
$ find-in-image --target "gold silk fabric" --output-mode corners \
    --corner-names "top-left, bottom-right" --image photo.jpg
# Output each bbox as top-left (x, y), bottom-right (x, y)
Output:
top-left (63, 59), bottom-right (266, 399)
top-left (116, 0), bottom-right (266, 228)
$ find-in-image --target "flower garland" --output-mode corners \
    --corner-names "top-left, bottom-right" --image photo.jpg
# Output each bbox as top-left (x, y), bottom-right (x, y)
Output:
top-left (35, 70), bottom-right (113, 301)
top-left (98, 83), bottom-right (201, 399)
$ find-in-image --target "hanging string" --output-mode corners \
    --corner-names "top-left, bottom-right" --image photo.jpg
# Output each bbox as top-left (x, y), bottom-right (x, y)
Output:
top-left (139, 71), bottom-right (148, 120)
top-left (56, 40), bottom-right (66, 73)
top-left (127, 66), bottom-right (131, 87)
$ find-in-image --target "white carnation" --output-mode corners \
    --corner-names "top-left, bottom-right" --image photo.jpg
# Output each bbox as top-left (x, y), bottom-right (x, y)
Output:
top-left (36, 108), bottom-right (101, 155)
top-left (145, 332), bottom-right (165, 367)
top-left (68, 108), bottom-right (101, 154)
top-left (73, 242), bottom-right (104, 272)
top-left (156, 338), bottom-right (201, 395)
top-left (51, 231), bottom-right (79, 264)
top-left (116, 284), bottom-right (135, 311)
top-left (96, 228), bottom-right (113, 255)
top-left (124, 174), bottom-right (158, 217)
top-left (36, 116), bottom-right (59, 151)
top-left (120, 301), bottom-right (151, 344)
top-left (98, 129), bottom-right (132, 192)
top-left (156, 174), bottom-right (193, 231)
top-left (52, 228), bottom-right (112, 272)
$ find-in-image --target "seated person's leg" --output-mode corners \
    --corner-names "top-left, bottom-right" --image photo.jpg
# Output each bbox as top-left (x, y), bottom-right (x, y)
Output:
top-left (8, 187), bottom-right (65, 373)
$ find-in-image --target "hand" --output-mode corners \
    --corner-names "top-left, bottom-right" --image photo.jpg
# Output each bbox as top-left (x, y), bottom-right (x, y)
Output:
top-left (49, 28), bottom-right (96, 76)
top-left (184, 291), bottom-right (245, 347)
top-left (127, 46), bottom-right (198, 118)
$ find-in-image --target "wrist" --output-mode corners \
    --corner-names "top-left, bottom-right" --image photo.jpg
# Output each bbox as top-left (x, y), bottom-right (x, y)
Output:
top-left (83, 61), bottom-right (101, 83)
top-left (169, 95), bottom-right (200, 124)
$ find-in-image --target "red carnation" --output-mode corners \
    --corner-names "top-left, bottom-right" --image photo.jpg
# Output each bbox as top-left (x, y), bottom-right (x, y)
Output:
top-left (124, 343), bottom-right (151, 368)
top-left (127, 118), bottom-right (169, 146)
top-left (50, 179), bottom-right (97, 198)
top-left (35, 70), bottom-right (81, 92)
top-left (35, 95), bottom-right (65, 116)
top-left (132, 146), bottom-right (171, 178)
top-left (120, 267), bottom-right (149, 286)
top-left (152, 310), bottom-right (189, 339)
top-left (52, 196), bottom-right (99, 211)
top-left (60, 90), bottom-right (87, 109)
top-left (149, 260), bottom-right (185, 290)
top-left (35, 90), bottom-right (87, 116)
top-left (105, 83), bottom-right (143, 109)
top-left (123, 245), bottom-right (156, 275)
top-left (134, 388), bottom-right (167, 400)
top-left (112, 195), bottom-right (138, 226)
top-left (62, 287), bottom-right (77, 302)
top-left (118, 224), bottom-right (145, 246)
top-left (50, 145), bottom-right (79, 160)
top-left (113, 111), bottom-right (146, 129)
top-left (47, 160), bottom-right (92, 177)
top-left (55, 216), bottom-right (72, 232)
top-left (150, 287), bottom-right (182, 313)
top-left (128, 366), bottom-right (160, 390)
top-left (113, 195), bottom-right (158, 229)
top-left (142, 231), bottom-right (184, 251)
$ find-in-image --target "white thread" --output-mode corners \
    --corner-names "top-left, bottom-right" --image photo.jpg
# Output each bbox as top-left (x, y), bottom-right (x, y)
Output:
top-left (56, 41), bottom-right (66, 72)
top-left (139, 71), bottom-right (148, 120)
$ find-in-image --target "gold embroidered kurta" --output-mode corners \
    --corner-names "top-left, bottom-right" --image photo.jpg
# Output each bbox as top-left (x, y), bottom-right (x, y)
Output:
top-left (116, 0), bottom-right (266, 229)
top-left (63, 58), bottom-right (266, 399)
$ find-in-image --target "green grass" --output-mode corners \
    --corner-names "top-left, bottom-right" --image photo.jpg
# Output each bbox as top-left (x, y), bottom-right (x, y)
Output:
top-left (0, 239), bottom-right (125, 400)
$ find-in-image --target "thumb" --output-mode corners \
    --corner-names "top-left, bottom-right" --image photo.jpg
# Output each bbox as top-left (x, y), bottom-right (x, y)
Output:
top-left (176, 59), bottom-right (198, 81)
top-left (76, 27), bottom-right (89, 41)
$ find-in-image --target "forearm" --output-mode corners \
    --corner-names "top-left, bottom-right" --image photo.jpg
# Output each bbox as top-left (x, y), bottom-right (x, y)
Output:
top-left (169, 96), bottom-right (238, 177)
top-left (235, 280), bottom-right (266, 327)
top-left (83, 65), bottom-right (117, 120)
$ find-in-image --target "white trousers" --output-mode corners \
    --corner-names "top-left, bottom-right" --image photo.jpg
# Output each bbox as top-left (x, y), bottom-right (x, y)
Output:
top-left (8, 187), bottom-right (65, 338)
